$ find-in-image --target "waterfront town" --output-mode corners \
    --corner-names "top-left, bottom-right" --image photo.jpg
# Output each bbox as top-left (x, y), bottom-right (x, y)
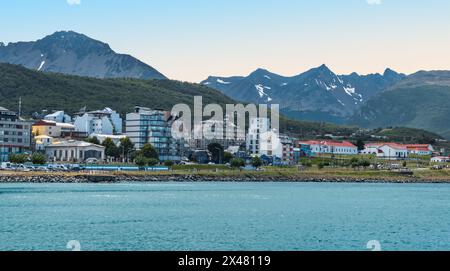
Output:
top-left (0, 104), bottom-right (449, 172)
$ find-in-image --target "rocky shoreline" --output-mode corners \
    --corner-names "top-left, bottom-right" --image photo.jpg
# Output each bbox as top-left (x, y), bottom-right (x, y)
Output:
top-left (1, 174), bottom-right (450, 184)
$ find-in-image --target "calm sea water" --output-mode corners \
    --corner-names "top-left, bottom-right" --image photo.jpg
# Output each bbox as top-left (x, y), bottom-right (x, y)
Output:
top-left (1, 182), bottom-right (449, 251)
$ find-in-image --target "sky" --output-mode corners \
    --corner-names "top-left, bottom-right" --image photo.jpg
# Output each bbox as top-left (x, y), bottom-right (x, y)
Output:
top-left (1, 0), bottom-right (450, 82)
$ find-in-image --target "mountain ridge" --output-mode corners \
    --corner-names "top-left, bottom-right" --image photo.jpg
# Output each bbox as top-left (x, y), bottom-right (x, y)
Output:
top-left (0, 31), bottom-right (166, 80)
top-left (202, 65), bottom-right (406, 123)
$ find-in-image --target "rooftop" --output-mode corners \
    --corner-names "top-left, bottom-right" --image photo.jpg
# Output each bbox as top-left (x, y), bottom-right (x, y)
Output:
top-left (47, 140), bottom-right (105, 148)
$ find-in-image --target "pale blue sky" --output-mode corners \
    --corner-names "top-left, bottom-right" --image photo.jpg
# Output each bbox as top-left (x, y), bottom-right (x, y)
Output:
top-left (1, 0), bottom-right (450, 82)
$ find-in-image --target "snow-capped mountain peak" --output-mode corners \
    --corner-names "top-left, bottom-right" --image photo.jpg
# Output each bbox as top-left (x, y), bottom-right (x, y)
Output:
top-left (201, 65), bottom-right (405, 123)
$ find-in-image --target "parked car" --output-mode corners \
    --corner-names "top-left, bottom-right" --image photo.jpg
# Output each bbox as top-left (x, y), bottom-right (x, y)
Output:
top-left (68, 164), bottom-right (82, 171)
top-left (1, 162), bottom-right (12, 170)
top-left (15, 164), bottom-right (31, 172)
top-left (47, 164), bottom-right (69, 171)
top-left (85, 158), bottom-right (99, 164)
top-left (25, 165), bottom-right (37, 171)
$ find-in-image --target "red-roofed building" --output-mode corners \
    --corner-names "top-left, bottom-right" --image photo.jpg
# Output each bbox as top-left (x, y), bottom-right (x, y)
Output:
top-left (361, 142), bottom-right (408, 159)
top-left (405, 144), bottom-right (434, 156)
top-left (295, 140), bottom-right (357, 155)
top-left (362, 142), bottom-right (435, 158)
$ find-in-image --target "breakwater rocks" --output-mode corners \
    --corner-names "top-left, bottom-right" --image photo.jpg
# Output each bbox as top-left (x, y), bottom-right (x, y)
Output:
top-left (1, 174), bottom-right (450, 184)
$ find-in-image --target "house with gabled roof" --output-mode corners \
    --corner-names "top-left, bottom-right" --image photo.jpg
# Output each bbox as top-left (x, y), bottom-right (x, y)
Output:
top-left (361, 142), bottom-right (408, 159)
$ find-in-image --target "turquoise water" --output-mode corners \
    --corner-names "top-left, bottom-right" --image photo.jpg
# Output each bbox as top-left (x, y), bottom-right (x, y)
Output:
top-left (0, 182), bottom-right (449, 251)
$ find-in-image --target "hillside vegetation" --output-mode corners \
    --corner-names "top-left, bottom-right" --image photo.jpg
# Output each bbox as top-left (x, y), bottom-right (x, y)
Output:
top-left (351, 85), bottom-right (450, 139)
top-left (0, 63), bottom-right (235, 114)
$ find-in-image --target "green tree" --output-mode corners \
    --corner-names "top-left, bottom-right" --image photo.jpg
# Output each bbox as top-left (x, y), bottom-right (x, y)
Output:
top-left (134, 155), bottom-right (147, 169)
top-left (251, 156), bottom-right (263, 168)
top-left (358, 159), bottom-right (371, 168)
top-left (350, 157), bottom-right (360, 168)
top-left (119, 137), bottom-right (135, 159)
top-left (9, 154), bottom-right (28, 164)
top-left (86, 136), bottom-right (100, 145)
top-left (31, 153), bottom-right (46, 165)
top-left (223, 152), bottom-right (233, 164)
top-left (208, 143), bottom-right (224, 164)
top-left (102, 138), bottom-right (120, 158)
top-left (147, 158), bottom-right (159, 166)
top-left (356, 139), bottom-right (365, 151)
top-left (141, 143), bottom-right (159, 160)
top-left (230, 158), bottom-right (245, 169)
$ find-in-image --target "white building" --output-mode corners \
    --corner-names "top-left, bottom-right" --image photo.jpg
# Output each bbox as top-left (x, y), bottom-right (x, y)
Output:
top-left (406, 144), bottom-right (434, 156)
top-left (44, 111), bottom-right (72, 123)
top-left (296, 140), bottom-right (358, 155)
top-left (431, 156), bottom-right (450, 163)
top-left (362, 143), bottom-right (408, 159)
top-left (45, 140), bottom-right (105, 162)
top-left (74, 108), bottom-right (122, 136)
top-left (246, 118), bottom-right (283, 158)
top-left (34, 135), bottom-right (54, 151)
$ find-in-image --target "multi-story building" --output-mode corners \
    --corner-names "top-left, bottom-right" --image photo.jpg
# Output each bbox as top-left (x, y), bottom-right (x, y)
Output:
top-left (246, 118), bottom-right (269, 156)
top-left (0, 106), bottom-right (33, 162)
top-left (126, 107), bottom-right (181, 161)
top-left (74, 107), bottom-right (122, 136)
top-left (189, 117), bottom-right (245, 151)
top-left (280, 135), bottom-right (295, 163)
top-left (246, 118), bottom-right (284, 158)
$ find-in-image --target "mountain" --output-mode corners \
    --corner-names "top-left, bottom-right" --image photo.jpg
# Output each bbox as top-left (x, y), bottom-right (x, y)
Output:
top-left (202, 65), bottom-right (405, 124)
top-left (350, 71), bottom-right (450, 139)
top-left (0, 31), bottom-right (166, 80)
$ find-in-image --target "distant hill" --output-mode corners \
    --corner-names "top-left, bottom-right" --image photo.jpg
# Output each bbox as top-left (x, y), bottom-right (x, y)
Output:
top-left (372, 127), bottom-right (443, 144)
top-left (351, 71), bottom-right (450, 139)
top-left (0, 31), bottom-right (166, 80)
top-left (202, 65), bottom-right (404, 124)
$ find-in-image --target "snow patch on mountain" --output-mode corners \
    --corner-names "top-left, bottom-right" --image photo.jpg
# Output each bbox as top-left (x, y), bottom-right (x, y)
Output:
top-left (217, 79), bottom-right (231, 84)
top-left (255, 84), bottom-right (272, 102)
top-left (344, 86), bottom-right (356, 96)
top-left (37, 61), bottom-right (45, 71)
